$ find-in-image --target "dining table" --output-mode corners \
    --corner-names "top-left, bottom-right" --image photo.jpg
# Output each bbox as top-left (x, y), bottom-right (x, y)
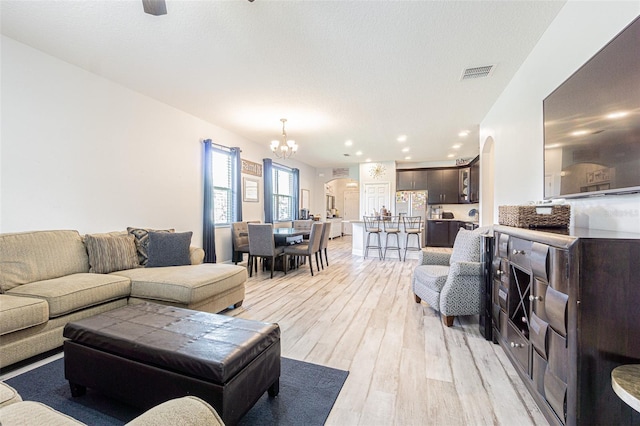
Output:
top-left (272, 227), bottom-right (309, 246)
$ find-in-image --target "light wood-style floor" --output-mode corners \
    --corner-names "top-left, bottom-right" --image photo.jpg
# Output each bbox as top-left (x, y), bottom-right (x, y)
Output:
top-left (229, 235), bottom-right (548, 426)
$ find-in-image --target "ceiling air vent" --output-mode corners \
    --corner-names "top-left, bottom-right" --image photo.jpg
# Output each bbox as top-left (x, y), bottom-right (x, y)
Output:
top-left (461, 65), bottom-right (495, 80)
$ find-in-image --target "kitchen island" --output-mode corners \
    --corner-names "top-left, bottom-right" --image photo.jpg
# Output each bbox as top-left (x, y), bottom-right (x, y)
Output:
top-left (351, 221), bottom-right (423, 260)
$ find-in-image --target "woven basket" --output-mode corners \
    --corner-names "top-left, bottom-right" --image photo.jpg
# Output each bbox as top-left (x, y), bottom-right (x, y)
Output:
top-left (498, 205), bottom-right (570, 228)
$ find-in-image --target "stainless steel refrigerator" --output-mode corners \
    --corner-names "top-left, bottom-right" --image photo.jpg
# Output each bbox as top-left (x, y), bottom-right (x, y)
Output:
top-left (395, 191), bottom-right (427, 246)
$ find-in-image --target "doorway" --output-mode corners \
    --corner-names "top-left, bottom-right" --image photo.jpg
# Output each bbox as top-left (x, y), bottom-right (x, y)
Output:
top-left (363, 183), bottom-right (390, 217)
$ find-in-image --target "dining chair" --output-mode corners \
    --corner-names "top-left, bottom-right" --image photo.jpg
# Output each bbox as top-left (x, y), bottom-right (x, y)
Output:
top-left (248, 223), bottom-right (286, 279)
top-left (403, 216), bottom-right (423, 261)
top-left (382, 216), bottom-right (401, 260)
top-left (318, 222), bottom-right (332, 269)
top-left (284, 222), bottom-right (323, 276)
top-left (231, 222), bottom-right (252, 269)
top-left (293, 219), bottom-right (313, 240)
top-left (363, 216), bottom-right (382, 260)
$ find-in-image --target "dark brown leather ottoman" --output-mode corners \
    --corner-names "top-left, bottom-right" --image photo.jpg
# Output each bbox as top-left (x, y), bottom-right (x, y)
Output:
top-left (62, 302), bottom-right (280, 425)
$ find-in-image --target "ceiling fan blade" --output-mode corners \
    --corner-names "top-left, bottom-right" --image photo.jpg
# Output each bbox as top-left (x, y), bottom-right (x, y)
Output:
top-left (142, 0), bottom-right (167, 16)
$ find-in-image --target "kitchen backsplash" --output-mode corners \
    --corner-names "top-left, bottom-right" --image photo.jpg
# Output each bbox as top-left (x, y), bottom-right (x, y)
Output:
top-left (429, 204), bottom-right (479, 222)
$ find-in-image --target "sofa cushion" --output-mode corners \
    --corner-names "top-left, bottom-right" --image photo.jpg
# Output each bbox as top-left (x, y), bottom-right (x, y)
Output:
top-left (0, 230), bottom-right (89, 292)
top-left (0, 295), bottom-right (49, 336)
top-left (127, 227), bottom-right (174, 266)
top-left (6, 274), bottom-right (130, 318)
top-left (449, 228), bottom-right (481, 264)
top-left (146, 231), bottom-right (193, 268)
top-left (413, 265), bottom-right (450, 293)
top-left (114, 264), bottom-right (247, 306)
top-left (85, 234), bottom-right (139, 274)
top-left (0, 401), bottom-right (84, 425)
top-left (0, 382), bottom-right (22, 408)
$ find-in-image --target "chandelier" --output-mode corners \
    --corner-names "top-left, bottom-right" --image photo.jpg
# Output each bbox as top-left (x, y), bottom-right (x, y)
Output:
top-left (270, 118), bottom-right (298, 159)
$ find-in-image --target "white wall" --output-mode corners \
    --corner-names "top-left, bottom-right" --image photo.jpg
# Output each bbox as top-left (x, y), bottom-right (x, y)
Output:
top-left (0, 36), bottom-right (316, 261)
top-left (480, 1), bottom-right (640, 233)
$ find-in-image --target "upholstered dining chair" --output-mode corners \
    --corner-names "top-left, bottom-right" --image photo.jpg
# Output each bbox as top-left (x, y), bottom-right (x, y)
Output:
top-left (248, 223), bottom-right (286, 279)
top-left (231, 222), bottom-right (252, 268)
top-left (318, 222), bottom-right (332, 269)
top-left (284, 222), bottom-right (323, 276)
top-left (412, 227), bottom-right (484, 327)
top-left (293, 219), bottom-right (313, 240)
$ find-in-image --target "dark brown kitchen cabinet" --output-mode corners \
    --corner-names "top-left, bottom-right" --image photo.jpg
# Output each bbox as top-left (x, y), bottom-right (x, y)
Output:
top-left (426, 169), bottom-right (459, 204)
top-left (490, 225), bottom-right (640, 426)
top-left (397, 170), bottom-right (428, 191)
top-left (426, 220), bottom-right (461, 247)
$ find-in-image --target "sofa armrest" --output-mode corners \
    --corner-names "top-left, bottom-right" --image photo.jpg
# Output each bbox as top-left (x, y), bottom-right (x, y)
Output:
top-left (125, 396), bottom-right (224, 426)
top-left (418, 249), bottom-right (451, 266)
top-left (190, 247), bottom-right (205, 265)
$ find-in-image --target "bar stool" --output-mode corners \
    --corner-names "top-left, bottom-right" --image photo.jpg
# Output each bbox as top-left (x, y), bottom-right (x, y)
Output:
top-left (382, 216), bottom-right (401, 260)
top-left (403, 216), bottom-right (423, 261)
top-left (363, 216), bottom-right (382, 260)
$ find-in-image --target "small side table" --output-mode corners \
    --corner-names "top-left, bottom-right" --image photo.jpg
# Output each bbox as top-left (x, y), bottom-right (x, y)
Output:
top-left (612, 364), bottom-right (640, 413)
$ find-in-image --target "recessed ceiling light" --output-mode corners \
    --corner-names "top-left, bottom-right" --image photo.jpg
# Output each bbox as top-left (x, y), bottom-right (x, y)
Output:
top-left (355, 151), bottom-right (363, 156)
top-left (452, 144), bottom-right (461, 149)
top-left (571, 130), bottom-right (590, 137)
top-left (345, 140), bottom-right (353, 146)
top-left (365, 158), bottom-right (372, 162)
top-left (405, 156), bottom-right (412, 160)
top-left (402, 147), bottom-right (410, 153)
top-left (606, 111), bottom-right (629, 119)
top-left (397, 135), bottom-right (407, 142)
top-left (447, 154), bottom-right (455, 158)
top-left (458, 131), bottom-right (470, 137)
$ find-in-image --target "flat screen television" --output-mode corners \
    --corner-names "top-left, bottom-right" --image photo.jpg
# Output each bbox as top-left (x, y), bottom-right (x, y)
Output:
top-left (543, 15), bottom-right (640, 199)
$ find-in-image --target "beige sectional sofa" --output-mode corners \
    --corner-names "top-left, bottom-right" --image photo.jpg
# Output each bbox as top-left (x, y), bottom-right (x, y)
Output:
top-left (0, 381), bottom-right (224, 425)
top-left (0, 229), bottom-right (247, 369)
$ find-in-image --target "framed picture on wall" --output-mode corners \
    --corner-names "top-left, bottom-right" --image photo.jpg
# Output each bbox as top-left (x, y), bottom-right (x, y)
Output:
top-left (301, 189), bottom-right (310, 209)
top-left (243, 178), bottom-right (259, 202)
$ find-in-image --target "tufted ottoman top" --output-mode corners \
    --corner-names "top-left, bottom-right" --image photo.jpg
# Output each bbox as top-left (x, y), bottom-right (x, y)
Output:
top-left (63, 302), bottom-right (279, 384)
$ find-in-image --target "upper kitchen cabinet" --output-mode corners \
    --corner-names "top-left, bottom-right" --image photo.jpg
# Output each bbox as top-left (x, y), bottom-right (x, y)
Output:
top-left (397, 170), bottom-right (428, 191)
top-left (469, 157), bottom-right (480, 203)
top-left (427, 169), bottom-right (459, 204)
top-left (458, 156), bottom-right (481, 204)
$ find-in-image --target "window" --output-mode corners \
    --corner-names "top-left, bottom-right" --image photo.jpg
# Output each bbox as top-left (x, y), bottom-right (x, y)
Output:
top-left (272, 165), bottom-right (294, 221)
top-left (212, 147), bottom-right (233, 225)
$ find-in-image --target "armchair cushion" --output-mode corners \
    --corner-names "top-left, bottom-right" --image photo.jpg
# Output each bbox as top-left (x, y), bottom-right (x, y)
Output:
top-left (413, 265), bottom-right (450, 293)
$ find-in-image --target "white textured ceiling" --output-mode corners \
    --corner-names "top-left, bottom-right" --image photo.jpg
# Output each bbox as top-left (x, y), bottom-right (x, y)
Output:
top-left (1, 0), bottom-right (566, 168)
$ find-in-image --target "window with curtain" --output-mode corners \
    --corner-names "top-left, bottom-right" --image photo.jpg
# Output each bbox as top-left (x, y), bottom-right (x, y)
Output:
top-left (272, 165), bottom-right (295, 221)
top-left (212, 146), bottom-right (234, 226)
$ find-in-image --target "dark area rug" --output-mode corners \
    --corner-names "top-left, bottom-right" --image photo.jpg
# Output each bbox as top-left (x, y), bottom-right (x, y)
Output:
top-left (5, 357), bottom-right (348, 425)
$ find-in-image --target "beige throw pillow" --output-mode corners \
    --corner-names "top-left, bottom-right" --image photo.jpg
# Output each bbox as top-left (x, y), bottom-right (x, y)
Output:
top-left (85, 234), bottom-right (139, 274)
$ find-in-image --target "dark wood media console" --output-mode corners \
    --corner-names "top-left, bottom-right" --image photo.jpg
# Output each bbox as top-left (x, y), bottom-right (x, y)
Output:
top-left (490, 225), bottom-right (640, 425)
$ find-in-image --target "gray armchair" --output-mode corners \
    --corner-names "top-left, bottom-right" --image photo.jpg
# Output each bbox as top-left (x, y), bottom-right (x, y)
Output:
top-left (412, 227), bottom-right (483, 327)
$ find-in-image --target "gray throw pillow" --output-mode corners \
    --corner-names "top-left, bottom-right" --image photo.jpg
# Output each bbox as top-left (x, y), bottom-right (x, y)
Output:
top-left (146, 231), bottom-right (193, 267)
top-left (127, 227), bottom-right (174, 266)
